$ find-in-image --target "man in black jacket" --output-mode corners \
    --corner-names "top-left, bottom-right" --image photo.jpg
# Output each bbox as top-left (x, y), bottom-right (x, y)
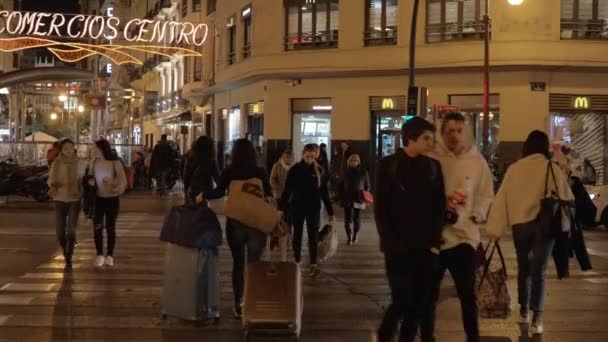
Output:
top-left (374, 117), bottom-right (447, 342)
top-left (150, 134), bottom-right (174, 196)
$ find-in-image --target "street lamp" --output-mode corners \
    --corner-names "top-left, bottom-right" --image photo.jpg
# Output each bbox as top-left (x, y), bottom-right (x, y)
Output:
top-left (78, 105), bottom-right (84, 113)
top-left (58, 94), bottom-right (68, 102)
top-left (50, 113), bottom-right (58, 120)
top-left (481, 0), bottom-right (524, 153)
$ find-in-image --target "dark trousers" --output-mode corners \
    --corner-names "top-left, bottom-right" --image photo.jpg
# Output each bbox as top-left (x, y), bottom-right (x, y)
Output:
top-left (93, 197), bottom-right (120, 256)
top-left (292, 209), bottom-right (321, 265)
top-left (226, 219), bottom-right (266, 306)
top-left (512, 222), bottom-right (555, 312)
top-left (157, 170), bottom-right (168, 195)
top-left (55, 201), bottom-right (80, 254)
top-left (378, 249), bottom-right (439, 342)
top-left (344, 205), bottom-right (361, 237)
top-left (422, 244), bottom-right (479, 342)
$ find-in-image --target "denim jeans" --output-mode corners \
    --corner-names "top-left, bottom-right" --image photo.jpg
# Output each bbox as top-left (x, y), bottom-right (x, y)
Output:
top-left (93, 196), bottom-right (120, 256)
top-left (55, 201), bottom-right (80, 253)
top-left (226, 219), bottom-right (267, 306)
top-left (512, 221), bottom-right (555, 312)
top-left (378, 249), bottom-right (439, 342)
top-left (422, 243), bottom-right (479, 342)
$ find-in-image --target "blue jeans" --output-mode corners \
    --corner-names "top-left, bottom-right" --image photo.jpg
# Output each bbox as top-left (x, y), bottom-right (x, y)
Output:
top-left (55, 201), bottom-right (80, 252)
top-left (512, 221), bottom-right (555, 312)
top-left (226, 219), bottom-right (267, 306)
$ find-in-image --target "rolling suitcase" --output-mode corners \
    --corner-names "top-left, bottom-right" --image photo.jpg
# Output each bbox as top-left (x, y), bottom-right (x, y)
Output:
top-left (243, 242), bottom-right (302, 340)
top-left (161, 244), bottom-right (220, 322)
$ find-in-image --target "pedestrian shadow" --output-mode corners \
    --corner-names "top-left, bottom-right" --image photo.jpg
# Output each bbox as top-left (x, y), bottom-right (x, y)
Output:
top-left (481, 337), bottom-right (512, 342)
top-left (50, 270), bottom-right (76, 342)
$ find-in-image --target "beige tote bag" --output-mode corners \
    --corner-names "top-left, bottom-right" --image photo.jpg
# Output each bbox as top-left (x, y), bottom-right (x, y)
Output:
top-left (224, 178), bottom-right (281, 233)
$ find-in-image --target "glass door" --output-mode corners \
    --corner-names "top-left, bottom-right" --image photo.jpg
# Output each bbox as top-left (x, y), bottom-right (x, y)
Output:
top-left (292, 113), bottom-right (331, 158)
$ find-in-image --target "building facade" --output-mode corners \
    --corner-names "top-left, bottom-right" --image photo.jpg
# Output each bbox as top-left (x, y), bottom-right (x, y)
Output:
top-left (122, 0), bottom-right (608, 183)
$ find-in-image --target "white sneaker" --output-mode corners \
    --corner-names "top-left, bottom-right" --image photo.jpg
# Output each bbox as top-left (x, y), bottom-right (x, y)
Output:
top-left (105, 256), bottom-right (115, 267)
top-left (95, 256), bottom-right (105, 268)
top-left (531, 321), bottom-right (544, 335)
top-left (518, 312), bottom-right (530, 324)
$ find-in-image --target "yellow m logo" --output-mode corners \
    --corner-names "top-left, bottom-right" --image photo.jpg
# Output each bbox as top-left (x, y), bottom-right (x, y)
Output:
top-left (382, 98), bottom-right (395, 109)
top-left (574, 96), bottom-right (589, 109)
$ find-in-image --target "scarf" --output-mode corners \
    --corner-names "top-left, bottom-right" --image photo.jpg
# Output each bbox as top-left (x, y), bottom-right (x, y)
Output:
top-left (280, 158), bottom-right (291, 171)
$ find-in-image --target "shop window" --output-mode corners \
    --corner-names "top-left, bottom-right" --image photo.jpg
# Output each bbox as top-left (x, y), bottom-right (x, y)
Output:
top-left (227, 16), bottom-right (237, 65)
top-left (182, 0), bottom-right (188, 17)
top-left (208, 0), bottom-right (217, 14)
top-left (242, 5), bottom-right (253, 58)
top-left (561, 0), bottom-right (608, 39)
top-left (193, 0), bottom-right (201, 12)
top-left (194, 46), bottom-right (202, 81)
top-left (365, 0), bottom-right (399, 46)
top-left (285, 0), bottom-right (340, 51)
top-left (426, 0), bottom-right (487, 43)
top-left (448, 94), bottom-right (500, 150)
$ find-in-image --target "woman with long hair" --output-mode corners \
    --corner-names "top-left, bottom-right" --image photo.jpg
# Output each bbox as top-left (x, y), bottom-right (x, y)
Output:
top-left (487, 130), bottom-right (574, 335)
top-left (280, 143), bottom-right (334, 277)
top-left (48, 138), bottom-right (86, 268)
top-left (86, 139), bottom-right (127, 268)
top-left (183, 136), bottom-right (220, 204)
top-left (203, 138), bottom-right (271, 319)
top-left (338, 154), bottom-right (369, 245)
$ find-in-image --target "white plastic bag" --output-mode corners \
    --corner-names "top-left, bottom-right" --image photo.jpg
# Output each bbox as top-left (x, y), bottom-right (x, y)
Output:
top-left (318, 224), bottom-right (338, 263)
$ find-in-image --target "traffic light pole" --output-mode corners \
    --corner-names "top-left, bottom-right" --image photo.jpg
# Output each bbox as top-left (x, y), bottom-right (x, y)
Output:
top-left (407, 0), bottom-right (421, 117)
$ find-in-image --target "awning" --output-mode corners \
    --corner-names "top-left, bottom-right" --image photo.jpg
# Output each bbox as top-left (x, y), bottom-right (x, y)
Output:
top-left (163, 110), bottom-right (192, 124)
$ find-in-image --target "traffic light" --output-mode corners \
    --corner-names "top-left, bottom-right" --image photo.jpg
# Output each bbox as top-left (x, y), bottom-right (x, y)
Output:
top-left (407, 86), bottom-right (418, 119)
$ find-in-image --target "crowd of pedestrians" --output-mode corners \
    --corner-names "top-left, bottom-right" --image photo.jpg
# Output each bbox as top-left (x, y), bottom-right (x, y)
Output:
top-left (45, 111), bottom-right (591, 340)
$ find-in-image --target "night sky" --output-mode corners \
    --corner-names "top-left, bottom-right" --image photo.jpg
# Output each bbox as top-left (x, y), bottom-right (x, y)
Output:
top-left (22, 0), bottom-right (80, 13)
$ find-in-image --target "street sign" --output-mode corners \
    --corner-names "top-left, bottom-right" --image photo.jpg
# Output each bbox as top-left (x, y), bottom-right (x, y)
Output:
top-left (433, 104), bottom-right (460, 113)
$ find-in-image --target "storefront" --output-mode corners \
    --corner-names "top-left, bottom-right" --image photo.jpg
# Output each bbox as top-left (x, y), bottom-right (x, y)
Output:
top-left (246, 101), bottom-right (264, 148)
top-left (448, 94), bottom-right (500, 151)
top-left (548, 94), bottom-right (608, 185)
top-left (370, 96), bottom-right (407, 161)
top-left (291, 98), bottom-right (332, 157)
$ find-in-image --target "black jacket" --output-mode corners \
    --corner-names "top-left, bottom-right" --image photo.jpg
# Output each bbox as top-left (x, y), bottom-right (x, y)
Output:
top-left (206, 165), bottom-right (271, 200)
top-left (183, 154), bottom-right (220, 201)
top-left (552, 219), bottom-right (592, 279)
top-left (374, 152), bottom-right (446, 254)
top-left (150, 141), bottom-right (175, 176)
top-left (280, 161), bottom-right (334, 216)
top-left (339, 167), bottom-right (370, 207)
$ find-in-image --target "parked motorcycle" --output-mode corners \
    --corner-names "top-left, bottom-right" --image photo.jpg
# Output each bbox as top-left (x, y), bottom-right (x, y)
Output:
top-left (0, 161), bottom-right (50, 202)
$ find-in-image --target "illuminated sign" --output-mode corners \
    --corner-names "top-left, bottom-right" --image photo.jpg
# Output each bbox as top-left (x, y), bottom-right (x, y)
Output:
top-left (573, 96), bottom-right (590, 109)
top-left (0, 10), bottom-right (208, 65)
top-left (382, 98), bottom-right (395, 109)
top-left (253, 103), bottom-right (261, 114)
top-left (242, 6), bottom-right (252, 18)
top-left (313, 105), bottom-right (332, 111)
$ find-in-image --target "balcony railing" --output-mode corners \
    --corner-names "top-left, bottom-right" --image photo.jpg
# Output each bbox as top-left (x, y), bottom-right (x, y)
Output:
top-left (364, 28), bottom-right (398, 46)
top-left (284, 30), bottom-right (339, 51)
top-left (242, 44), bottom-right (252, 59)
top-left (561, 20), bottom-right (608, 40)
top-left (425, 22), bottom-right (488, 43)
top-left (227, 52), bottom-right (236, 65)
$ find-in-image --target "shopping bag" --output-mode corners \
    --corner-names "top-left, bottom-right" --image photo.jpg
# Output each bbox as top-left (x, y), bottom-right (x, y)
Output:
top-left (362, 190), bottom-right (374, 204)
top-left (476, 241), bottom-right (512, 319)
top-left (224, 178), bottom-right (281, 233)
top-left (318, 224), bottom-right (338, 263)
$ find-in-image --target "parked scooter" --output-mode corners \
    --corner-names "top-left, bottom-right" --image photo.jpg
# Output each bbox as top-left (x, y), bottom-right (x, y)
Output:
top-left (0, 161), bottom-right (50, 202)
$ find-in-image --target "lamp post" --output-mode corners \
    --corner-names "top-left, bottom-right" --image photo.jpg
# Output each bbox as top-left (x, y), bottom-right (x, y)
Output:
top-left (77, 105), bottom-right (84, 143)
top-left (482, 0), bottom-right (524, 152)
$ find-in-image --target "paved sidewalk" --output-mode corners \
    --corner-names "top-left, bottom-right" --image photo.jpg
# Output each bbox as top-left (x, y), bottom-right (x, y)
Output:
top-left (0, 194), bottom-right (607, 341)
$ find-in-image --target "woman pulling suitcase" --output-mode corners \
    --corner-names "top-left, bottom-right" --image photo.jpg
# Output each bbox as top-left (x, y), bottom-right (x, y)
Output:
top-left (200, 139), bottom-right (272, 320)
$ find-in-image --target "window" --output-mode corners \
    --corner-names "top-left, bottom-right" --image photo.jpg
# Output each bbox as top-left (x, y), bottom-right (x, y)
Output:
top-left (193, 0), bottom-right (201, 12)
top-left (182, 0), bottom-right (188, 17)
top-left (242, 5), bottom-right (253, 58)
top-left (227, 16), bottom-right (237, 65)
top-left (561, 0), bottom-right (608, 39)
top-left (208, 0), bottom-right (217, 14)
top-left (285, 0), bottom-right (340, 50)
top-left (426, 0), bottom-right (487, 43)
top-left (365, 0), bottom-right (398, 46)
top-left (184, 57), bottom-right (191, 84)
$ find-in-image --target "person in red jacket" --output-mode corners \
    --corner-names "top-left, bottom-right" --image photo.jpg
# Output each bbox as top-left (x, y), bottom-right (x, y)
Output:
top-left (47, 142), bottom-right (60, 166)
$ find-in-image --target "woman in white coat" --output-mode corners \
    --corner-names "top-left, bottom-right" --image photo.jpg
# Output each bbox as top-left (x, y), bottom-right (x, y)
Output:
top-left (487, 130), bottom-right (574, 335)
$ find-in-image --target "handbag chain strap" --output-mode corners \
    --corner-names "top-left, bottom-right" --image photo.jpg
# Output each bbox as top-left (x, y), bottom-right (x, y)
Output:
top-left (478, 240), bottom-right (508, 289)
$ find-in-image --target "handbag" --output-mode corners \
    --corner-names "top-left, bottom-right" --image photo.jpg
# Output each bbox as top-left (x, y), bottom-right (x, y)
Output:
top-left (362, 190), bottom-right (374, 205)
top-left (224, 178), bottom-right (281, 233)
top-left (476, 241), bottom-right (512, 319)
top-left (159, 204), bottom-right (222, 249)
top-left (538, 162), bottom-right (568, 237)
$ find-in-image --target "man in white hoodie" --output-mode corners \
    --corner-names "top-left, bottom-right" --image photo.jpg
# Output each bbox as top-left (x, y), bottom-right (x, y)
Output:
top-left (422, 112), bottom-right (494, 342)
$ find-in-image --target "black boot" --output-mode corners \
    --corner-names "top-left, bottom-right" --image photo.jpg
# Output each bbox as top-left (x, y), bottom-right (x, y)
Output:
top-left (345, 227), bottom-right (352, 246)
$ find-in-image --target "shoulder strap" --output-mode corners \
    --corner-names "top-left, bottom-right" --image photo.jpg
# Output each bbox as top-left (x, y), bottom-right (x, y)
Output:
top-left (548, 162), bottom-right (560, 199)
top-left (543, 161), bottom-right (551, 197)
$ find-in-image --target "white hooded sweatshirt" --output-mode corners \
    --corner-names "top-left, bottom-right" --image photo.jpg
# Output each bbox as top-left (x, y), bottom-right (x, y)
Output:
top-left (431, 142), bottom-right (494, 250)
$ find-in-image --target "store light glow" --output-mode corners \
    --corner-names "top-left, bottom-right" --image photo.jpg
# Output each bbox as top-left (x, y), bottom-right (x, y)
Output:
top-left (50, 113), bottom-right (58, 120)
top-left (507, 0), bottom-right (524, 5)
